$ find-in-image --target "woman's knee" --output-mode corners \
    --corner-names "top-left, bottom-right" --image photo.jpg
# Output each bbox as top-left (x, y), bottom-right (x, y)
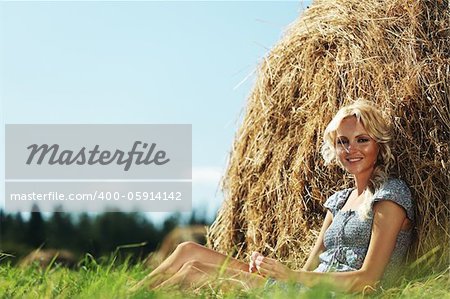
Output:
top-left (175, 241), bottom-right (200, 255)
top-left (163, 242), bottom-right (201, 274)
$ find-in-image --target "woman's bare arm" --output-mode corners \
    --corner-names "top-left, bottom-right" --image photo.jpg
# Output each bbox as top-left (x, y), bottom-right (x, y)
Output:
top-left (295, 200), bottom-right (407, 292)
top-left (302, 211), bottom-right (333, 271)
top-left (257, 200), bottom-right (407, 293)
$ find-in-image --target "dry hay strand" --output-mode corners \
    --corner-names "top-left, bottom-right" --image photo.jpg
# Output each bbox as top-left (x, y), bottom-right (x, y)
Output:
top-left (207, 0), bottom-right (449, 272)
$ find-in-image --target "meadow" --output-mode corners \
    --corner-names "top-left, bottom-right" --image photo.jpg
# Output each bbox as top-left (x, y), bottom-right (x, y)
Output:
top-left (1, 252), bottom-right (448, 299)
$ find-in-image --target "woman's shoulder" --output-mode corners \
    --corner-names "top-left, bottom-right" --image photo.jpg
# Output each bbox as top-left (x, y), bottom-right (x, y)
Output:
top-left (373, 177), bottom-right (415, 221)
top-left (375, 177), bottom-right (412, 200)
top-left (380, 177), bottom-right (410, 192)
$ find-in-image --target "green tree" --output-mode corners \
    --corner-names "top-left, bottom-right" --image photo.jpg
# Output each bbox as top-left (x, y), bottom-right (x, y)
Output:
top-left (27, 204), bottom-right (46, 248)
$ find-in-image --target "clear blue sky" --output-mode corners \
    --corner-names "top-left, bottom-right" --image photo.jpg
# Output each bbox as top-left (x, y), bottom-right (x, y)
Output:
top-left (0, 1), bottom-right (310, 222)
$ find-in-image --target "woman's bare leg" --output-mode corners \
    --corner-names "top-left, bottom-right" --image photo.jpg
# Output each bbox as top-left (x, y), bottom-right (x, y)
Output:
top-left (155, 260), bottom-right (266, 291)
top-left (133, 241), bottom-right (248, 290)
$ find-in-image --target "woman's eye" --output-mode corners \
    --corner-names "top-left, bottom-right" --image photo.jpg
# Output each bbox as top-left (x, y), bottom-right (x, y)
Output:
top-left (337, 139), bottom-right (348, 145)
top-left (357, 138), bottom-right (370, 143)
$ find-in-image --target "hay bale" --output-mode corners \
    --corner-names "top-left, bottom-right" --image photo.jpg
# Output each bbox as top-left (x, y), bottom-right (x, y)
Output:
top-left (207, 0), bottom-right (449, 271)
top-left (20, 249), bottom-right (77, 269)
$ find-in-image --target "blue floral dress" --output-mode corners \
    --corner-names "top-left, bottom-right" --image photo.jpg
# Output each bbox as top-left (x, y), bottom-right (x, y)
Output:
top-left (266, 178), bottom-right (415, 290)
top-left (314, 178), bottom-right (415, 285)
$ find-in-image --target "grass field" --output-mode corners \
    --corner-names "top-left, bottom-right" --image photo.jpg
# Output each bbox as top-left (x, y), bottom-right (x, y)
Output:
top-left (0, 252), bottom-right (448, 299)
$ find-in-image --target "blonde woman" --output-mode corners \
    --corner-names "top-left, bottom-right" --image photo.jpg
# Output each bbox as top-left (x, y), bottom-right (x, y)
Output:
top-left (134, 100), bottom-right (415, 293)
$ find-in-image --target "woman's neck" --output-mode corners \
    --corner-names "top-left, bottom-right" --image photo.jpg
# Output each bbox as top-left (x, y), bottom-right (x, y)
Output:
top-left (354, 171), bottom-right (374, 195)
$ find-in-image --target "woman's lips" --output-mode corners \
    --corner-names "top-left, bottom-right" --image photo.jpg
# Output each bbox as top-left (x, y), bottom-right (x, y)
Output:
top-left (346, 157), bottom-right (363, 162)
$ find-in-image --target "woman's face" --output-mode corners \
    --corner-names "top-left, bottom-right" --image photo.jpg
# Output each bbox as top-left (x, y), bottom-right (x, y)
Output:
top-left (335, 116), bottom-right (379, 178)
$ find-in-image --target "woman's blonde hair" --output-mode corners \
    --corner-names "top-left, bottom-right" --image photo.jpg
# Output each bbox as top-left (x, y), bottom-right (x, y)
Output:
top-left (321, 100), bottom-right (395, 219)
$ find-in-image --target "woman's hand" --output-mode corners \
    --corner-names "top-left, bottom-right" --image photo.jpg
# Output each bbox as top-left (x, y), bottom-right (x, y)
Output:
top-left (249, 251), bottom-right (262, 273)
top-left (255, 255), bottom-right (295, 281)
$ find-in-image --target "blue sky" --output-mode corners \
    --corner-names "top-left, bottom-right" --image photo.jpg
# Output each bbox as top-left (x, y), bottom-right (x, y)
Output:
top-left (1, 1), bottom-right (310, 222)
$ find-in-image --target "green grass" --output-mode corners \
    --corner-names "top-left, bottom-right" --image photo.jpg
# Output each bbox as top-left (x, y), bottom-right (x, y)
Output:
top-left (0, 254), bottom-right (448, 299)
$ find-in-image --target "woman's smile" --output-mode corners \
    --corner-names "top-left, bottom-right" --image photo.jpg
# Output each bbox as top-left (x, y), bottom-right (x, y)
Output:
top-left (346, 157), bottom-right (363, 163)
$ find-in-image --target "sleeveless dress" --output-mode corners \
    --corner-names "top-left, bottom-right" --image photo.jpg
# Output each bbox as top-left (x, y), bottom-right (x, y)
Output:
top-left (266, 178), bottom-right (415, 290)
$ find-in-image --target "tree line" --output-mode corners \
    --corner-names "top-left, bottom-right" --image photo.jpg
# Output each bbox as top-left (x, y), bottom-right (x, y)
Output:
top-left (0, 205), bottom-right (211, 264)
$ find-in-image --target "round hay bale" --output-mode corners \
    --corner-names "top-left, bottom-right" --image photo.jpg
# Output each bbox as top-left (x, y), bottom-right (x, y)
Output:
top-left (19, 249), bottom-right (77, 269)
top-left (207, 0), bottom-right (449, 272)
